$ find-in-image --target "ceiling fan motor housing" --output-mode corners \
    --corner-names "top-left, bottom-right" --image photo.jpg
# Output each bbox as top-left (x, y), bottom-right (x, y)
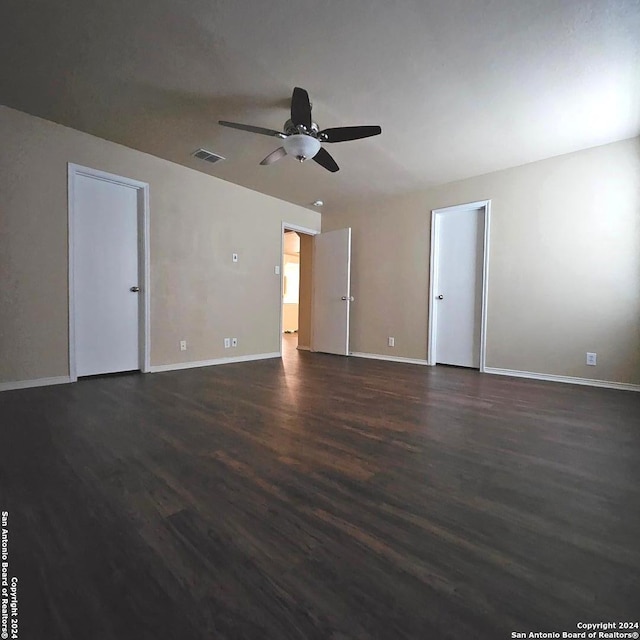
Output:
top-left (284, 119), bottom-right (319, 136)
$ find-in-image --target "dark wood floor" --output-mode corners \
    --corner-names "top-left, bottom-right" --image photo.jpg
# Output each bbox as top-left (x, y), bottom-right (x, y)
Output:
top-left (1, 336), bottom-right (639, 639)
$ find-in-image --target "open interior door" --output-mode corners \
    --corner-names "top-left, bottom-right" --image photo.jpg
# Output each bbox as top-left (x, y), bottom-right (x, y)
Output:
top-left (312, 228), bottom-right (352, 355)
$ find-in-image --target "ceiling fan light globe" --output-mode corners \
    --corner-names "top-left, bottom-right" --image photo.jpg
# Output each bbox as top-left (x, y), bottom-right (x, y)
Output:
top-left (283, 134), bottom-right (321, 162)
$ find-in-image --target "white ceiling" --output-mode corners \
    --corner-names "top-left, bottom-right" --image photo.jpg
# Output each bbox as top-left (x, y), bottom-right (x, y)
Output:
top-left (2, 0), bottom-right (639, 215)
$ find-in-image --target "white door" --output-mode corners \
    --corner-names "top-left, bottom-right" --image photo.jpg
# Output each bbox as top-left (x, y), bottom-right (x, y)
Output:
top-left (74, 175), bottom-right (140, 376)
top-left (312, 228), bottom-right (352, 355)
top-left (433, 208), bottom-right (484, 367)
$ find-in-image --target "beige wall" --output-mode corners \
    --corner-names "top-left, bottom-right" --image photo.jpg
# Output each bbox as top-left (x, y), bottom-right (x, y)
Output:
top-left (283, 231), bottom-right (300, 255)
top-left (0, 106), bottom-right (320, 383)
top-left (324, 137), bottom-right (640, 385)
top-left (2, 105), bottom-right (638, 386)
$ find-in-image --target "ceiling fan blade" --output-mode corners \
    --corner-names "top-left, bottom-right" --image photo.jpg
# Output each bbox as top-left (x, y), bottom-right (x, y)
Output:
top-left (291, 87), bottom-right (312, 129)
top-left (219, 121), bottom-right (285, 138)
top-left (260, 147), bottom-right (287, 166)
top-left (319, 125), bottom-right (382, 143)
top-left (312, 147), bottom-right (339, 173)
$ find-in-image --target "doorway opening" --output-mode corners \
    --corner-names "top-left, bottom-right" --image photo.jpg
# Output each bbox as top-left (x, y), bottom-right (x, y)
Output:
top-left (427, 200), bottom-right (490, 371)
top-left (279, 223), bottom-right (353, 358)
top-left (281, 224), bottom-right (317, 355)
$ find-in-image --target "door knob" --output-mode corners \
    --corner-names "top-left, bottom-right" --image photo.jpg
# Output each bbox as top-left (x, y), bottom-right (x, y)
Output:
top-left (130, 286), bottom-right (140, 292)
top-left (341, 296), bottom-right (355, 301)
top-left (436, 294), bottom-right (444, 300)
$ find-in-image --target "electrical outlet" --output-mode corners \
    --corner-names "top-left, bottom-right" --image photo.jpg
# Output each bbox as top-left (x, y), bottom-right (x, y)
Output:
top-left (586, 352), bottom-right (597, 366)
top-left (274, 265), bottom-right (280, 275)
top-left (388, 337), bottom-right (395, 347)
top-left (231, 338), bottom-right (238, 347)
top-left (180, 340), bottom-right (187, 351)
top-left (224, 338), bottom-right (231, 349)
top-left (232, 253), bottom-right (238, 263)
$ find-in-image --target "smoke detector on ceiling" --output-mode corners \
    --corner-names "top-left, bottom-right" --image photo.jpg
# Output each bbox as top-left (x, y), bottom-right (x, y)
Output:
top-left (192, 148), bottom-right (226, 164)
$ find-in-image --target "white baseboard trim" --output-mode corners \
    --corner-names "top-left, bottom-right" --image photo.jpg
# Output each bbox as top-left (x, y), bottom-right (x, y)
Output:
top-left (148, 352), bottom-right (280, 373)
top-left (0, 376), bottom-right (72, 392)
top-left (484, 367), bottom-right (640, 392)
top-left (296, 345), bottom-right (311, 351)
top-left (351, 352), bottom-right (431, 366)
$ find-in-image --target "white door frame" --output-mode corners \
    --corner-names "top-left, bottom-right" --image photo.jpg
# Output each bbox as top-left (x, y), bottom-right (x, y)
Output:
top-left (68, 163), bottom-right (151, 381)
top-left (279, 221), bottom-right (319, 356)
top-left (427, 200), bottom-right (491, 371)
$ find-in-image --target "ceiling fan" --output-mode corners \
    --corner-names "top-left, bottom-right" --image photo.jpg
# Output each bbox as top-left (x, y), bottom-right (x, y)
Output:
top-left (218, 87), bottom-right (381, 173)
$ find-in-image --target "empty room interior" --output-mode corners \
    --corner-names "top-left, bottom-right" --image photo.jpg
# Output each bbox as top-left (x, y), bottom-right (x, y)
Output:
top-left (1, 1), bottom-right (640, 638)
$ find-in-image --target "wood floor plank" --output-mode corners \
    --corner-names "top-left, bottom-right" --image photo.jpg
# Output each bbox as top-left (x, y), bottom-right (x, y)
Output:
top-left (1, 335), bottom-right (639, 638)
